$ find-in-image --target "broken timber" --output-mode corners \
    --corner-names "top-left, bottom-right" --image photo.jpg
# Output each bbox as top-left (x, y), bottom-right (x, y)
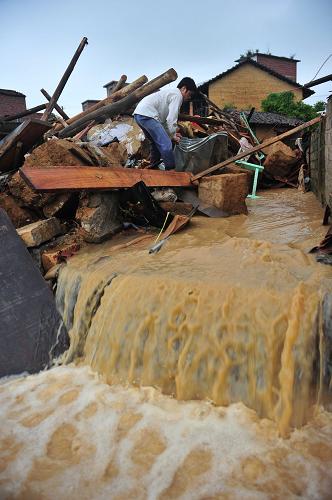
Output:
top-left (40, 88), bottom-right (70, 120)
top-left (20, 166), bottom-right (193, 191)
top-left (41, 37), bottom-right (88, 121)
top-left (2, 103), bottom-right (47, 121)
top-left (58, 68), bottom-right (178, 138)
top-left (192, 116), bottom-right (322, 181)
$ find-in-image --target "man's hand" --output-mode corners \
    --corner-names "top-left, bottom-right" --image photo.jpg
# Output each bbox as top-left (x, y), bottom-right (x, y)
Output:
top-left (173, 132), bottom-right (182, 144)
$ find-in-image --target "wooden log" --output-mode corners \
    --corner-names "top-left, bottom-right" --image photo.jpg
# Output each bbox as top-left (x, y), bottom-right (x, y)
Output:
top-left (57, 116), bottom-right (68, 128)
top-left (41, 37), bottom-right (88, 121)
top-left (0, 119), bottom-right (52, 172)
top-left (304, 73), bottom-right (332, 88)
top-left (53, 75), bottom-right (148, 132)
top-left (72, 120), bottom-right (95, 140)
top-left (3, 103), bottom-right (46, 122)
top-left (179, 114), bottom-right (226, 126)
top-left (20, 165), bottom-right (192, 191)
top-left (58, 68), bottom-right (178, 139)
top-left (110, 75), bottom-right (127, 94)
top-left (192, 116), bottom-right (322, 181)
top-left (40, 88), bottom-right (69, 120)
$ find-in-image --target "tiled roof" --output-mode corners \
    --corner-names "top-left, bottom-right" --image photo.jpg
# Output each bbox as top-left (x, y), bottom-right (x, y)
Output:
top-left (230, 110), bottom-right (303, 127)
top-left (198, 59), bottom-right (314, 99)
top-left (0, 89), bottom-right (26, 97)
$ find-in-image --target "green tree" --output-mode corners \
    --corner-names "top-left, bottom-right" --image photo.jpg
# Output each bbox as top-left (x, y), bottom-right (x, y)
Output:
top-left (238, 49), bottom-right (259, 61)
top-left (313, 100), bottom-right (326, 112)
top-left (261, 91), bottom-right (317, 121)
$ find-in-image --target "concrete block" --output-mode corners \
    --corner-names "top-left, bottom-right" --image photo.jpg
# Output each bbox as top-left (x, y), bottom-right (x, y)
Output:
top-left (198, 173), bottom-right (248, 215)
top-left (17, 217), bottom-right (62, 247)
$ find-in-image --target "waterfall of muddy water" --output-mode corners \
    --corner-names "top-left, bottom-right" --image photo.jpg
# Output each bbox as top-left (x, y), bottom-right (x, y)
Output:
top-left (55, 189), bottom-right (332, 435)
top-left (1, 189), bottom-right (332, 499)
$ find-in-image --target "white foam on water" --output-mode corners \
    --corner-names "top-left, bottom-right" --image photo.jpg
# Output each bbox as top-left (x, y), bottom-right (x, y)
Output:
top-left (1, 365), bottom-right (332, 499)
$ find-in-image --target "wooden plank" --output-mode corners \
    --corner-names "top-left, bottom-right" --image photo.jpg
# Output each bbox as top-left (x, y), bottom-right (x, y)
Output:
top-left (192, 116), bottom-right (322, 181)
top-left (0, 119), bottom-right (52, 172)
top-left (20, 166), bottom-right (193, 191)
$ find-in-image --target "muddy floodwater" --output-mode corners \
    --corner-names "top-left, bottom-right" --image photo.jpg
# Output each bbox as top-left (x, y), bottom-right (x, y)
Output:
top-left (1, 189), bottom-right (332, 499)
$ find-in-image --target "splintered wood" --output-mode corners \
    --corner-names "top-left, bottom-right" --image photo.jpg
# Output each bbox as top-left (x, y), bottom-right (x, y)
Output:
top-left (20, 166), bottom-right (193, 191)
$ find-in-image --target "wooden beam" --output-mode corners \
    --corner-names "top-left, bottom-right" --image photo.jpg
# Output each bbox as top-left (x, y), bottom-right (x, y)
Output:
top-left (3, 103), bottom-right (46, 121)
top-left (110, 75), bottom-right (127, 94)
top-left (303, 73), bottom-right (332, 88)
top-left (58, 68), bottom-right (178, 138)
top-left (53, 75), bottom-right (148, 132)
top-left (192, 116), bottom-right (322, 181)
top-left (179, 114), bottom-right (226, 126)
top-left (40, 88), bottom-right (69, 120)
top-left (41, 37), bottom-right (88, 121)
top-left (20, 166), bottom-right (193, 191)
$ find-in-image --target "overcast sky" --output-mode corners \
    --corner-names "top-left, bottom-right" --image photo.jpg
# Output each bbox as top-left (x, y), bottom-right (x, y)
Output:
top-left (1, 0), bottom-right (331, 115)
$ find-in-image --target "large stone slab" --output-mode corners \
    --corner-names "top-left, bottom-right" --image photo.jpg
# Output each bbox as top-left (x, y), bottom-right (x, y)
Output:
top-left (0, 209), bottom-right (68, 377)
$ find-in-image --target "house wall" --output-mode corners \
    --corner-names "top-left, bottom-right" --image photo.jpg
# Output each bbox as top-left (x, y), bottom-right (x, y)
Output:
top-left (0, 93), bottom-right (26, 117)
top-left (208, 64), bottom-right (303, 111)
top-left (309, 98), bottom-right (332, 206)
top-left (256, 55), bottom-right (297, 81)
top-left (324, 98), bottom-right (332, 207)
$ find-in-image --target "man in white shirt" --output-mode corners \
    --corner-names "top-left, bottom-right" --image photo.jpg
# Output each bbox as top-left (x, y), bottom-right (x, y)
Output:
top-left (133, 77), bottom-right (197, 170)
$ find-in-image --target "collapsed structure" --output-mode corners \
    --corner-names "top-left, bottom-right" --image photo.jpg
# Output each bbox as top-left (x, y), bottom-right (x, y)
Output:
top-left (0, 36), bottom-right (327, 380)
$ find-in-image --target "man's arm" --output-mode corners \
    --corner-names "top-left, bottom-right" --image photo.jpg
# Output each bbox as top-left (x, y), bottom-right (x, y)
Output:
top-left (165, 93), bottom-right (183, 137)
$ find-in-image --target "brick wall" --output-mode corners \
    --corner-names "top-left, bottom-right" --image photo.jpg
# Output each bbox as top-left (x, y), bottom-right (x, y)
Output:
top-left (309, 120), bottom-right (325, 204)
top-left (0, 94), bottom-right (26, 117)
top-left (256, 55), bottom-right (297, 81)
top-left (324, 98), bottom-right (332, 207)
top-left (208, 63), bottom-right (303, 111)
top-left (309, 98), bottom-right (332, 206)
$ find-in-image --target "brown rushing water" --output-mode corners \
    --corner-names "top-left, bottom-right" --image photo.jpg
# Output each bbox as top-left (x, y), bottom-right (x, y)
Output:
top-left (1, 189), bottom-right (332, 499)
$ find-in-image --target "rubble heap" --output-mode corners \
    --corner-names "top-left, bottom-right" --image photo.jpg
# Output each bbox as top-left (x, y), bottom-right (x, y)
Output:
top-left (0, 36), bottom-right (319, 275)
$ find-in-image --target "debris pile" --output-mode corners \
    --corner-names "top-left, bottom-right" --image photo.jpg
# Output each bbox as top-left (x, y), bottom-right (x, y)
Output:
top-left (0, 36), bottom-right (321, 276)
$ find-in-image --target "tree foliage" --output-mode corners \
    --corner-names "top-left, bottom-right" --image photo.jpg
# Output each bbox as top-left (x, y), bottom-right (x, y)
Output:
top-left (313, 100), bottom-right (326, 112)
top-left (261, 91), bottom-right (319, 121)
top-left (238, 49), bottom-right (259, 61)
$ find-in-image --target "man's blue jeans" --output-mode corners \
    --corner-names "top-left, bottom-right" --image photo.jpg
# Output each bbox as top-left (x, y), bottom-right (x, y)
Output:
top-left (134, 114), bottom-right (175, 170)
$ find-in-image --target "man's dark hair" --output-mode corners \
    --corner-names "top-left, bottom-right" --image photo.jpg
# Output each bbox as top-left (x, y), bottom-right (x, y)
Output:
top-left (177, 77), bottom-right (197, 93)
